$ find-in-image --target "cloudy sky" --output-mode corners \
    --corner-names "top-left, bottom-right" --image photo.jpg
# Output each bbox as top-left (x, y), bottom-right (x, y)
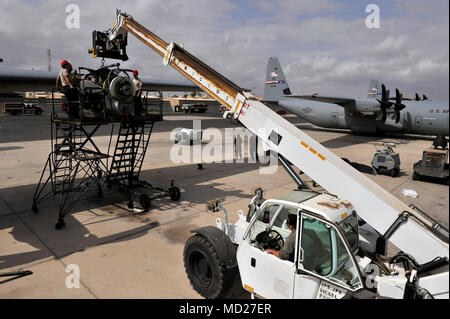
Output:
top-left (0, 0), bottom-right (448, 100)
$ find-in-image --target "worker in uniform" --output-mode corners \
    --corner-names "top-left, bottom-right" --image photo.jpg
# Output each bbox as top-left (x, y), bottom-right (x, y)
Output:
top-left (56, 59), bottom-right (79, 118)
top-left (132, 69), bottom-right (143, 115)
top-left (234, 134), bottom-right (243, 160)
top-left (67, 63), bottom-right (78, 85)
top-left (265, 214), bottom-right (297, 261)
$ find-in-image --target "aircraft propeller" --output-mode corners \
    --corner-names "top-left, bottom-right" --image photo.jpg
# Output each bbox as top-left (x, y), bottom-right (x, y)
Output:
top-left (393, 88), bottom-right (406, 124)
top-left (415, 93), bottom-right (429, 101)
top-left (376, 84), bottom-right (393, 123)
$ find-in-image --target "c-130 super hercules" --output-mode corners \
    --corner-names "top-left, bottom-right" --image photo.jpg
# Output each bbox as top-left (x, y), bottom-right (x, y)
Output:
top-left (91, 10), bottom-right (448, 299)
top-left (264, 57), bottom-right (449, 149)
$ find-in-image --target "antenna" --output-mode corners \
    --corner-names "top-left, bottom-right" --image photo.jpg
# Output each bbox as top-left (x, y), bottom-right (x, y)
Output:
top-left (47, 49), bottom-right (51, 72)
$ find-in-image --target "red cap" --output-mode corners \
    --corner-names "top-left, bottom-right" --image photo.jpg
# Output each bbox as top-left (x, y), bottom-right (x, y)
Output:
top-left (132, 69), bottom-right (138, 75)
top-left (60, 59), bottom-right (69, 66)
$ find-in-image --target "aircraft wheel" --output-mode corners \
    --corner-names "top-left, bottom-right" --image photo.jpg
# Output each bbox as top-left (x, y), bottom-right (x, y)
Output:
top-left (184, 234), bottom-right (235, 299)
top-left (55, 220), bottom-right (66, 230)
top-left (390, 169), bottom-right (397, 177)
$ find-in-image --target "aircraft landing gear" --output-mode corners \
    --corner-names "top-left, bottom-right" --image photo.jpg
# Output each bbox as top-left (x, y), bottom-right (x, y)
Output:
top-left (433, 135), bottom-right (448, 150)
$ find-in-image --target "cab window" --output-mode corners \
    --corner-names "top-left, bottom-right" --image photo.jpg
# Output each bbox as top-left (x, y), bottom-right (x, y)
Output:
top-left (299, 214), bottom-right (363, 291)
top-left (300, 216), bottom-right (332, 276)
top-left (247, 203), bottom-right (280, 241)
top-left (256, 203), bottom-right (279, 224)
top-left (329, 228), bottom-right (362, 289)
top-left (272, 205), bottom-right (297, 231)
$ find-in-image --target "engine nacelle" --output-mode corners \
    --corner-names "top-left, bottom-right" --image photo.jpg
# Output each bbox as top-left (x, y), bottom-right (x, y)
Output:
top-left (353, 99), bottom-right (382, 113)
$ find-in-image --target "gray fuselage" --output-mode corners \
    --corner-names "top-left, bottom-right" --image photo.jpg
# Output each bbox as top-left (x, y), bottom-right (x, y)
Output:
top-left (279, 99), bottom-right (449, 136)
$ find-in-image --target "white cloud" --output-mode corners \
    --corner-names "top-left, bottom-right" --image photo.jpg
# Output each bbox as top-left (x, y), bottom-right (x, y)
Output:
top-left (0, 0), bottom-right (448, 100)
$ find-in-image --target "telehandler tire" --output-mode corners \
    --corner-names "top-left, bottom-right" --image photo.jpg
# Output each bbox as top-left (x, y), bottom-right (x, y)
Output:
top-left (183, 234), bottom-right (236, 299)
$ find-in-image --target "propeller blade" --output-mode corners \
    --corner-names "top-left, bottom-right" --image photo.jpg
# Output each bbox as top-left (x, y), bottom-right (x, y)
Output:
top-left (395, 88), bottom-right (402, 104)
top-left (381, 84), bottom-right (387, 100)
top-left (377, 107), bottom-right (387, 123)
top-left (382, 109), bottom-right (387, 123)
top-left (376, 84), bottom-right (395, 123)
top-left (395, 109), bottom-right (401, 124)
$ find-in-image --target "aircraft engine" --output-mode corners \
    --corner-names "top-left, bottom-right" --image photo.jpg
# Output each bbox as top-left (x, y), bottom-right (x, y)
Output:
top-left (73, 66), bottom-right (139, 119)
top-left (105, 75), bottom-right (136, 117)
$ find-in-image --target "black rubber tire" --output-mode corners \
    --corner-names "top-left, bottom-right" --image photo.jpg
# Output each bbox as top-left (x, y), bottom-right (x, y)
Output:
top-left (169, 186), bottom-right (181, 201)
top-left (139, 194), bottom-right (151, 210)
top-left (183, 234), bottom-right (235, 299)
top-left (55, 220), bottom-right (66, 230)
top-left (413, 171), bottom-right (420, 181)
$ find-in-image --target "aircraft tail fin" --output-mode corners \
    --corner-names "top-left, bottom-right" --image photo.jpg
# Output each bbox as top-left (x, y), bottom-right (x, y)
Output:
top-left (367, 79), bottom-right (381, 99)
top-left (263, 57), bottom-right (291, 102)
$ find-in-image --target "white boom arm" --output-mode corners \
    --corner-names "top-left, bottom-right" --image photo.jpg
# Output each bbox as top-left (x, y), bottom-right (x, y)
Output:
top-left (108, 11), bottom-right (448, 265)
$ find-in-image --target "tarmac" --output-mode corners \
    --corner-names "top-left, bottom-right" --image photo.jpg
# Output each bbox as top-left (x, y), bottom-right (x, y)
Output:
top-left (0, 108), bottom-right (448, 298)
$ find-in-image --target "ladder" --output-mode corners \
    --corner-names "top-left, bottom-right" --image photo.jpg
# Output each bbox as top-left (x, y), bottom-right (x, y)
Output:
top-left (107, 120), bottom-right (154, 188)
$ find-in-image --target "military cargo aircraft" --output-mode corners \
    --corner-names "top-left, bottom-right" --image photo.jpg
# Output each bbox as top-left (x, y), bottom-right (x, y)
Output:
top-left (263, 57), bottom-right (449, 147)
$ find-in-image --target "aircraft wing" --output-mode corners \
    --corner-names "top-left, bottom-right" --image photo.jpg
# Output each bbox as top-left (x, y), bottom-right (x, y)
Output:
top-left (0, 69), bottom-right (56, 93)
top-left (284, 94), bottom-right (355, 107)
top-left (140, 79), bottom-right (201, 92)
top-left (0, 68), bottom-right (201, 93)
